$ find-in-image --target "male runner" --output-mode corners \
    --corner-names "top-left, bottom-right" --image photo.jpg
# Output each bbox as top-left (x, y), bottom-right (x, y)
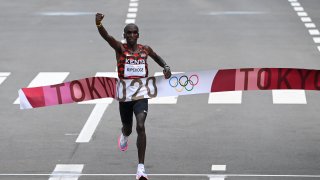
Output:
top-left (95, 13), bottom-right (171, 180)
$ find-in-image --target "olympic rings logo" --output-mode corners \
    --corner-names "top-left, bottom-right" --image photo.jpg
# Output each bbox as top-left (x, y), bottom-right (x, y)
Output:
top-left (169, 74), bottom-right (199, 92)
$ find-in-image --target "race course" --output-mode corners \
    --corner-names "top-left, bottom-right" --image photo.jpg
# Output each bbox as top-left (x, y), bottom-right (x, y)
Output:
top-left (1, 0), bottom-right (320, 179)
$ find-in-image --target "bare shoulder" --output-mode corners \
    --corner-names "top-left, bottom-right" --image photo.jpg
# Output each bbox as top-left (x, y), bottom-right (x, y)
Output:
top-left (143, 45), bottom-right (154, 54)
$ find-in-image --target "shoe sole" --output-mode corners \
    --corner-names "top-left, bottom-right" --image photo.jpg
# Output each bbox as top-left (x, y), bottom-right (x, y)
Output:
top-left (118, 135), bottom-right (128, 152)
top-left (136, 175), bottom-right (148, 180)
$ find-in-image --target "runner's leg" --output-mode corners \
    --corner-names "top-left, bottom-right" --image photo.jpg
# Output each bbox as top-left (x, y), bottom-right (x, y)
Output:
top-left (136, 112), bottom-right (147, 163)
top-left (133, 99), bottom-right (148, 164)
top-left (119, 102), bottom-right (133, 136)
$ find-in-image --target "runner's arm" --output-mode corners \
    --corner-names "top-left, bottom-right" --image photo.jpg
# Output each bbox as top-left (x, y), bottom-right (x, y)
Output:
top-left (96, 13), bottom-right (122, 53)
top-left (145, 46), bottom-right (172, 79)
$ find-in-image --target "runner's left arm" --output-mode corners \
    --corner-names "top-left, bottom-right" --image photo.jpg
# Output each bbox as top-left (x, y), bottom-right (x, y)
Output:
top-left (145, 46), bottom-right (171, 79)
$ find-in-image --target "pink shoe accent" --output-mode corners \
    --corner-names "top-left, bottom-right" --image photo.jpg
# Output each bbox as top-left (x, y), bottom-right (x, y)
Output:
top-left (118, 135), bottom-right (128, 151)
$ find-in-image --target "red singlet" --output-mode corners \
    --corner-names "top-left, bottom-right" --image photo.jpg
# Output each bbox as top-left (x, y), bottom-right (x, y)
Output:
top-left (117, 44), bottom-right (149, 79)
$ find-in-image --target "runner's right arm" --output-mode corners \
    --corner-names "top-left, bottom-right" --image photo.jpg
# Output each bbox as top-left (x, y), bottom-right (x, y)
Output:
top-left (96, 13), bottom-right (122, 53)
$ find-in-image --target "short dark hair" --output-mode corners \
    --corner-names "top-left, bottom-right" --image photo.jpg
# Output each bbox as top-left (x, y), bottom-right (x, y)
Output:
top-left (124, 23), bottom-right (139, 33)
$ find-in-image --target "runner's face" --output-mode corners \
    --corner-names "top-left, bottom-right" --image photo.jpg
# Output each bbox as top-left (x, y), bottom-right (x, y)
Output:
top-left (124, 25), bottom-right (139, 45)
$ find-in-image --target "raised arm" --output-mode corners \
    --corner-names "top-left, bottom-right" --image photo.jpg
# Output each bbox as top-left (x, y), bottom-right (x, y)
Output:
top-left (145, 46), bottom-right (172, 79)
top-left (96, 13), bottom-right (122, 53)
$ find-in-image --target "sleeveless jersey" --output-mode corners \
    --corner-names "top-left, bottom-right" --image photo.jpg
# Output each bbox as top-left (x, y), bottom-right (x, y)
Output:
top-left (117, 44), bottom-right (149, 79)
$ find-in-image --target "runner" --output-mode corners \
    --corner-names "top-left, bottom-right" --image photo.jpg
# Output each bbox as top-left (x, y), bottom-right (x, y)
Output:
top-left (95, 13), bottom-right (171, 180)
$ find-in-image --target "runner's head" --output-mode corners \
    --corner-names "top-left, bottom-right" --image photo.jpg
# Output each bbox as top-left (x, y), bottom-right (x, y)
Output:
top-left (123, 23), bottom-right (139, 46)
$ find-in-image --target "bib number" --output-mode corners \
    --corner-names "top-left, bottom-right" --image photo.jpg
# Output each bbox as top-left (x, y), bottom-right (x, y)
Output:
top-left (124, 64), bottom-right (146, 77)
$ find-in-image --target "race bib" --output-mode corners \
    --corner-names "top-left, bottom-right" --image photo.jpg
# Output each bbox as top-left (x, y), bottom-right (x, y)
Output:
top-left (124, 64), bottom-right (146, 77)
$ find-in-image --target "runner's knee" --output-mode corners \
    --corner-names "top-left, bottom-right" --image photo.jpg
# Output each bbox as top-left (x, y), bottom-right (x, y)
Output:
top-left (136, 124), bottom-right (145, 134)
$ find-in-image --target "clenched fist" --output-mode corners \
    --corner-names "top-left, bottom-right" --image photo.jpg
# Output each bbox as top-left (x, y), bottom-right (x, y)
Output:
top-left (96, 13), bottom-right (104, 25)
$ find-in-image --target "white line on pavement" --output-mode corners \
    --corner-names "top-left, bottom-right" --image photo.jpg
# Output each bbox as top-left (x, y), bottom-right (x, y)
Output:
top-left (127, 13), bottom-right (137, 18)
top-left (294, 7), bottom-right (304, 11)
top-left (76, 103), bottom-right (109, 143)
top-left (13, 72), bottom-right (69, 104)
top-left (0, 72), bottom-right (11, 76)
top-left (129, 2), bottom-right (138, 7)
top-left (305, 23), bottom-right (316, 28)
top-left (313, 37), bottom-right (320, 43)
top-left (0, 72), bottom-right (10, 85)
top-left (272, 90), bottom-right (307, 104)
top-left (76, 72), bottom-right (114, 143)
top-left (289, 0), bottom-right (320, 53)
top-left (211, 165), bottom-right (227, 171)
top-left (309, 29), bottom-right (320, 35)
top-left (125, 19), bottom-right (135, 24)
top-left (301, 17), bottom-right (312, 22)
top-left (210, 164), bottom-right (226, 180)
top-left (297, 12), bottom-right (307, 16)
top-left (0, 173), bottom-right (318, 178)
top-left (208, 91), bottom-right (242, 104)
top-left (49, 164), bottom-right (84, 180)
top-left (128, 8), bottom-right (138, 13)
top-left (39, 12), bottom-right (95, 16)
top-left (291, 2), bottom-right (301, 6)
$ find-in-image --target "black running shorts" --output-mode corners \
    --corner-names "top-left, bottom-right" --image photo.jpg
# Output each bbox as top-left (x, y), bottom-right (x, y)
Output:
top-left (119, 99), bottom-right (148, 125)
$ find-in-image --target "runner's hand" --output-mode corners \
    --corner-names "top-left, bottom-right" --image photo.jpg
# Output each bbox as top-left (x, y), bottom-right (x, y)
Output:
top-left (163, 65), bottom-right (171, 79)
top-left (96, 13), bottom-right (104, 25)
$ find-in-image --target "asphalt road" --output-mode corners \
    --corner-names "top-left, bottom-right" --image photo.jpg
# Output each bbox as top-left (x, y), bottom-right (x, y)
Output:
top-left (1, 0), bottom-right (320, 179)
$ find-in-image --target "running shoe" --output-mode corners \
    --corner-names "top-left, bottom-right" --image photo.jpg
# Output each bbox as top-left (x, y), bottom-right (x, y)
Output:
top-left (118, 134), bottom-right (128, 151)
top-left (136, 166), bottom-right (148, 180)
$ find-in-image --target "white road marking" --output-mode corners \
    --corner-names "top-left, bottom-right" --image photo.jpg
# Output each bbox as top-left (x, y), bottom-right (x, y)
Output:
top-left (126, 1), bottom-right (139, 24)
top-left (313, 37), bottom-right (320, 43)
top-left (128, 8), bottom-right (138, 13)
top-left (14, 72), bottom-right (69, 104)
top-left (289, 1), bottom-right (320, 53)
top-left (206, 11), bottom-right (265, 16)
top-left (297, 12), bottom-right (307, 16)
top-left (272, 90), bottom-right (307, 104)
top-left (39, 12), bottom-right (95, 16)
top-left (294, 7), bottom-right (304, 11)
top-left (76, 103), bottom-right (109, 143)
top-left (211, 165), bottom-right (227, 171)
top-left (0, 72), bottom-right (10, 76)
top-left (210, 177), bottom-right (226, 180)
top-left (0, 173), bottom-right (318, 178)
top-left (301, 17), bottom-right (312, 22)
top-left (125, 19), bottom-right (135, 24)
top-left (0, 72), bottom-right (10, 85)
top-left (127, 13), bottom-right (137, 18)
top-left (129, 2), bottom-right (138, 7)
top-left (318, 46), bottom-right (320, 52)
top-left (208, 91), bottom-right (242, 104)
top-left (49, 164), bottom-right (83, 180)
top-left (148, 96), bottom-right (178, 104)
top-left (305, 23), bottom-right (316, 28)
top-left (76, 72), bottom-right (116, 143)
top-left (291, 2), bottom-right (301, 6)
top-left (309, 29), bottom-right (320, 35)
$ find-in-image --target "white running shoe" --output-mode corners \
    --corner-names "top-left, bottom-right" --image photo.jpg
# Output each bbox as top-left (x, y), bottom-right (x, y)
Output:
top-left (136, 164), bottom-right (148, 180)
top-left (118, 134), bottom-right (128, 151)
